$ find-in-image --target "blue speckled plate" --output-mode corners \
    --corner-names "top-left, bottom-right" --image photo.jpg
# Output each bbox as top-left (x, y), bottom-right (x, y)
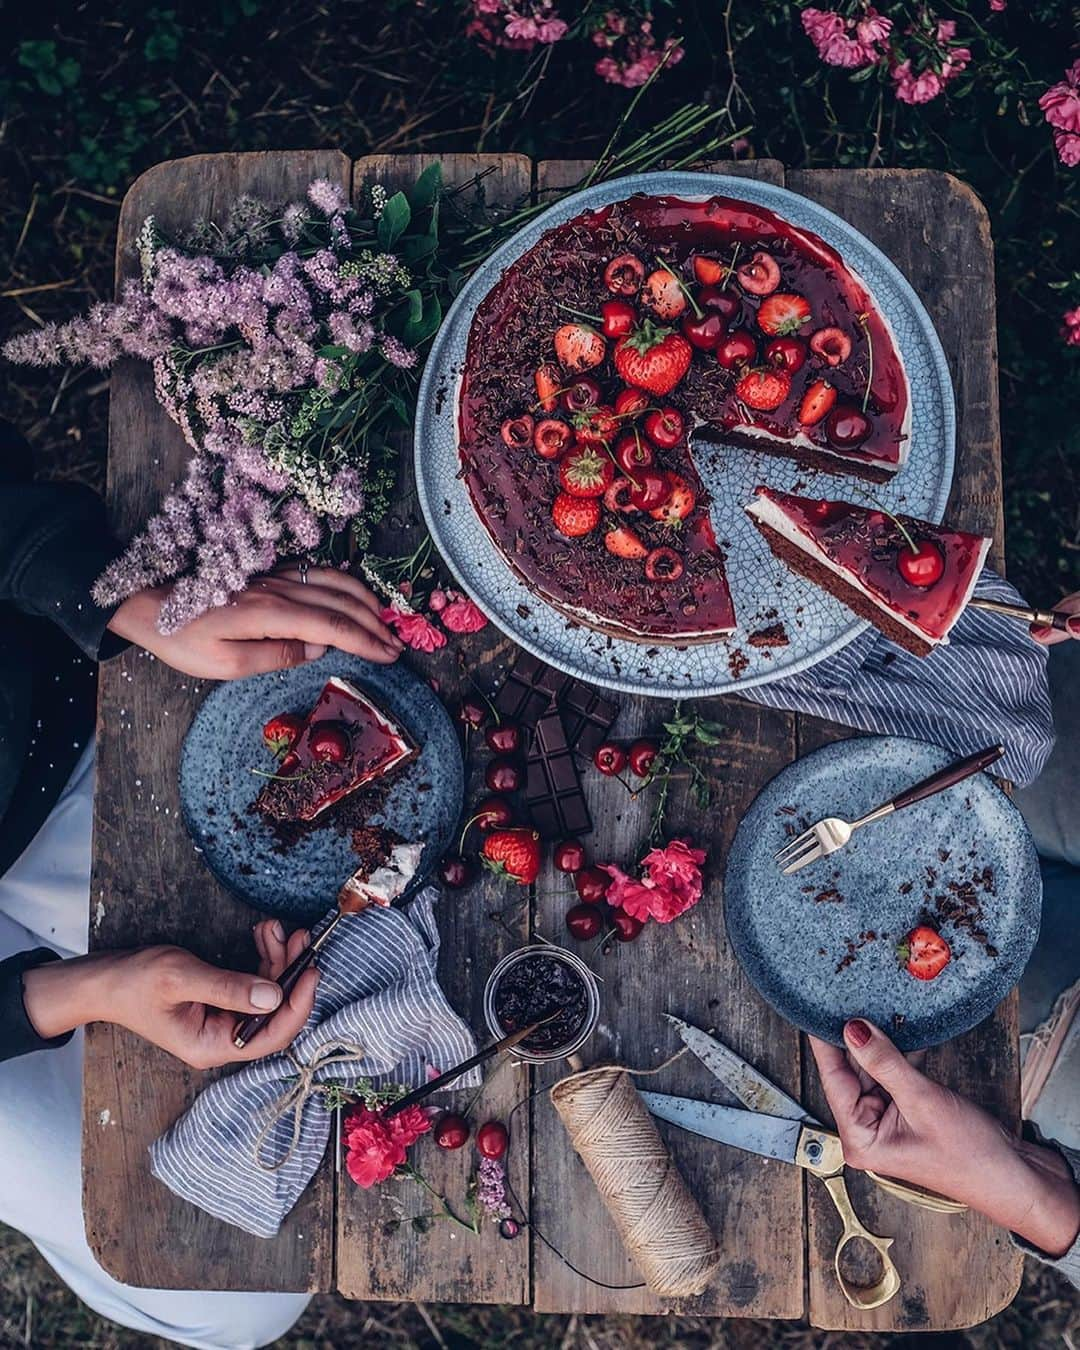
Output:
top-left (179, 653), bottom-right (463, 924)
top-left (724, 736), bottom-right (1041, 1050)
top-left (414, 171), bottom-right (955, 698)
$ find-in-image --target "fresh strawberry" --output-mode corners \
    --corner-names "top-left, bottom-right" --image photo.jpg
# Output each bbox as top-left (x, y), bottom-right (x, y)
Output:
top-left (603, 252), bottom-right (645, 296)
top-left (735, 367), bottom-right (792, 412)
top-left (559, 445), bottom-right (615, 498)
top-left (614, 321), bottom-right (693, 397)
top-left (643, 407), bottom-right (685, 449)
top-left (641, 267), bottom-right (687, 320)
top-left (798, 378), bottom-right (837, 426)
top-left (757, 293), bottom-right (812, 337)
top-left (534, 362), bottom-right (561, 412)
top-left (605, 525), bottom-right (648, 559)
top-left (533, 418), bottom-right (573, 460)
top-left (262, 712), bottom-right (304, 755)
top-left (809, 326), bottom-right (852, 366)
top-left (692, 255), bottom-right (725, 286)
top-left (481, 828), bottom-right (542, 885)
top-left (736, 250), bottom-right (781, 296)
top-left (898, 926), bottom-right (951, 981)
top-left (552, 492), bottom-right (601, 537)
top-left (572, 403), bottom-right (620, 446)
top-left (601, 299), bottom-right (636, 339)
top-left (554, 323), bottom-right (606, 373)
top-left (614, 387), bottom-right (650, 418)
top-left (649, 472), bottom-right (696, 524)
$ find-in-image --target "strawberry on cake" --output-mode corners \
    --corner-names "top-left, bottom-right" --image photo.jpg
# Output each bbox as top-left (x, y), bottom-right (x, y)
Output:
top-left (745, 486), bottom-right (990, 656)
top-left (458, 192), bottom-right (911, 647)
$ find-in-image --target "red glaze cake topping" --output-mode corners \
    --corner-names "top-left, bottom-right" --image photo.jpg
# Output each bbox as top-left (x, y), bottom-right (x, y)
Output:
top-left (745, 486), bottom-right (990, 656)
top-left (458, 192), bottom-right (911, 647)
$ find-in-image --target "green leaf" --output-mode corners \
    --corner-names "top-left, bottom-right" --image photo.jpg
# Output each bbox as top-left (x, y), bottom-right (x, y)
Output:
top-left (387, 391), bottom-right (411, 424)
top-left (401, 232), bottom-right (438, 263)
top-left (377, 191), bottom-right (411, 248)
top-left (402, 292), bottom-right (442, 345)
top-left (408, 162), bottom-right (442, 212)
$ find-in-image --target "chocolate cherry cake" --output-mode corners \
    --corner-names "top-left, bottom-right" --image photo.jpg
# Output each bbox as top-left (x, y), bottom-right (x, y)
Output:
top-left (746, 487), bottom-right (989, 656)
top-left (458, 191), bottom-right (911, 647)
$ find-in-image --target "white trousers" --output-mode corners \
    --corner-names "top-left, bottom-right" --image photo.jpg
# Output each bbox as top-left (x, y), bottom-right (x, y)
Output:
top-left (0, 742), bottom-right (312, 1350)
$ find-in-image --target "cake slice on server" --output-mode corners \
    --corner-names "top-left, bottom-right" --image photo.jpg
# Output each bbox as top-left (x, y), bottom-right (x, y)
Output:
top-left (339, 828), bottom-right (424, 910)
top-left (745, 486), bottom-right (990, 656)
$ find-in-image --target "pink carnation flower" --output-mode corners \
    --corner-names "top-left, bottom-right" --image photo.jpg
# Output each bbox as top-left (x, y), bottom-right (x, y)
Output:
top-left (1063, 306), bottom-right (1080, 347)
top-left (439, 590), bottom-right (489, 634)
top-left (642, 838), bottom-right (706, 907)
top-left (601, 838), bottom-right (707, 925)
top-left (600, 863), bottom-right (665, 922)
top-left (343, 1103), bottom-right (431, 1189)
top-left (380, 604), bottom-right (447, 653)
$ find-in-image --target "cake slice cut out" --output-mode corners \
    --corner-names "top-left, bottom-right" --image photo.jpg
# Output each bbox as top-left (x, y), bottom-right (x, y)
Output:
top-left (745, 486), bottom-right (990, 656)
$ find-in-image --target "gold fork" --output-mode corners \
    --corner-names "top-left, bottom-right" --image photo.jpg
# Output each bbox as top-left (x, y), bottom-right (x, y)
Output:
top-left (774, 744), bottom-right (1004, 876)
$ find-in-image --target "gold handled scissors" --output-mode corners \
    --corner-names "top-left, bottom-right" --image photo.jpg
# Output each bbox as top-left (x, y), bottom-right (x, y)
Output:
top-left (640, 1016), bottom-right (965, 1310)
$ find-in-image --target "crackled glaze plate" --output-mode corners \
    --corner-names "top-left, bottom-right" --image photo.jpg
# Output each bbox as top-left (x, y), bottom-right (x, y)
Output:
top-left (179, 652), bottom-right (463, 924)
top-left (724, 736), bottom-right (1041, 1051)
top-left (414, 171), bottom-right (955, 697)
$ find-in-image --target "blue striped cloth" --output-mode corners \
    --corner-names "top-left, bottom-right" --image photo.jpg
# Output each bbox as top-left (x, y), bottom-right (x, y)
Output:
top-left (150, 888), bottom-right (479, 1239)
top-left (742, 569), bottom-right (1055, 787)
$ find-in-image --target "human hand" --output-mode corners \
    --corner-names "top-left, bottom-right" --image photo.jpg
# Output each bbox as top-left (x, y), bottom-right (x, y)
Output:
top-left (107, 566), bottom-right (403, 678)
top-left (810, 1019), bottom-right (1080, 1257)
top-left (22, 921), bottom-right (319, 1069)
top-left (1030, 590), bottom-right (1080, 645)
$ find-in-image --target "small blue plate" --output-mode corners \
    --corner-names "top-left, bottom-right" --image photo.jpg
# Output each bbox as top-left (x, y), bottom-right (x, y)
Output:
top-left (724, 736), bottom-right (1041, 1051)
top-left (179, 653), bottom-right (463, 925)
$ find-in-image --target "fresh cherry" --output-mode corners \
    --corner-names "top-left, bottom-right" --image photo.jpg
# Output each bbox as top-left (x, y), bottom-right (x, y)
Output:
top-left (476, 1120), bottom-right (509, 1160)
top-left (643, 408), bottom-right (685, 450)
top-left (553, 839), bottom-right (586, 873)
top-left (681, 311), bottom-right (727, 351)
top-left (736, 250), bottom-right (781, 296)
top-left (533, 418), bottom-right (573, 460)
top-left (614, 387), bottom-right (650, 418)
top-left (765, 336), bottom-right (807, 374)
top-left (309, 721), bottom-right (350, 763)
top-left (698, 285), bottom-right (742, 325)
top-left (575, 866), bottom-right (611, 904)
top-left (603, 478), bottom-right (638, 515)
top-left (603, 252), bottom-right (645, 296)
top-left (485, 722), bottom-right (522, 755)
top-left (644, 546), bottom-right (684, 583)
top-left (613, 433), bottom-right (654, 475)
top-left (566, 902), bottom-right (605, 940)
top-left (628, 469), bottom-right (671, 512)
top-left (600, 299), bottom-right (636, 339)
top-left (898, 541), bottom-right (945, 587)
top-left (593, 742), bottom-right (627, 776)
top-left (473, 795), bottom-right (514, 831)
top-left (562, 376), bottom-right (603, 413)
top-left (715, 329), bottom-right (757, 370)
top-left (627, 738), bottom-right (659, 778)
top-left (486, 758), bottom-right (523, 793)
top-left (439, 854), bottom-right (474, 888)
top-left (278, 751), bottom-right (301, 777)
top-left (499, 1217), bottom-right (522, 1240)
top-left (433, 1113), bottom-right (470, 1149)
top-left (824, 405), bottom-right (872, 449)
top-left (500, 415), bottom-right (534, 449)
top-left (458, 698), bottom-right (488, 730)
top-left (610, 907), bottom-right (645, 942)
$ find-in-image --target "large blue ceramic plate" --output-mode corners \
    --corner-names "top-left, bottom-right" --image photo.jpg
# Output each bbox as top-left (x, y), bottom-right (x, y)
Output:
top-left (414, 171), bottom-right (955, 697)
top-left (724, 736), bottom-right (1041, 1051)
top-left (179, 653), bottom-right (463, 924)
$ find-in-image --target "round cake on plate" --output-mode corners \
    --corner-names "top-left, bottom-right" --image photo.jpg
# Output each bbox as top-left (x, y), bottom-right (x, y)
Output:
top-left (457, 191), bottom-right (912, 647)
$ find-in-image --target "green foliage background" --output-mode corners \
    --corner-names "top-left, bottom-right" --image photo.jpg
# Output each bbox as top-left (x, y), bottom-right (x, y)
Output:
top-left (1, 0), bottom-right (1077, 599)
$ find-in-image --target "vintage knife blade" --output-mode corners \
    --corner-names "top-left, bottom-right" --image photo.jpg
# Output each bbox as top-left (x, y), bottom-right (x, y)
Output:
top-left (640, 1091), bottom-right (803, 1164)
top-left (664, 1014), bottom-right (814, 1124)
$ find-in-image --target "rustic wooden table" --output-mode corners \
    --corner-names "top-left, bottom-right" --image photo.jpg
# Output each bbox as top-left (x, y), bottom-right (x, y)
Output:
top-left (84, 150), bottom-right (1021, 1331)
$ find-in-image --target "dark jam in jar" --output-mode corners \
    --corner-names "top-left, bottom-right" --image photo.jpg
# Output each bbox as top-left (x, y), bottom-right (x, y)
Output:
top-left (492, 953), bottom-right (589, 1052)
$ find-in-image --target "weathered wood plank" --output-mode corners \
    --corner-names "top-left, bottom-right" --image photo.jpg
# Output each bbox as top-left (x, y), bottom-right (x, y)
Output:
top-left (84, 150), bottom-right (351, 1291)
top-left (529, 158), bottom-right (804, 1320)
top-left (334, 153), bottom-right (533, 1307)
top-left (787, 168), bottom-right (1021, 1331)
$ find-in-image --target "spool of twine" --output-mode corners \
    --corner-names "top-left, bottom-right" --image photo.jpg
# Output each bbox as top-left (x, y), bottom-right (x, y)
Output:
top-left (550, 1065), bottom-right (721, 1298)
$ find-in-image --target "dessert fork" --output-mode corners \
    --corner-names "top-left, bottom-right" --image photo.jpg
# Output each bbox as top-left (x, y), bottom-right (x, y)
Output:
top-left (774, 743), bottom-right (1004, 876)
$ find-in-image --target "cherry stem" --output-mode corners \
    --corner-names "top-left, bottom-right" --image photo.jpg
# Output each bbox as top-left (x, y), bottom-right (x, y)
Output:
top-left (721, 242), bottom-right (742, 287)
top-left (857, 487), bottom-right (918, 556)
top-left (858, 312), bottom-right (874, 414)
top-left (557, 302), bottom-right (602, 324)
top-left (653, 255), bottom-right (703, 319)
top-left (458, 813), bottom-right (487, 853)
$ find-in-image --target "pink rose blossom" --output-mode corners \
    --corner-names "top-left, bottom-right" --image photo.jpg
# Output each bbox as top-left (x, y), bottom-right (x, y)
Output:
top-left (1061, 306), bottom-right (1080, 346)
top-left (439, 590), bottom-right (489, 633)
top-left (1040, 61), bottom-right (1080, 135)
top-left (989, 0), bottom-right (1005, 9)
top-left (801, 8), bottom-right (884, 70)
top-left (892, 59), bottom-right (945, 104)
top-left (343, 1103), bottom-right (431, 1189)
top-left (641, 838), bottom-right (706, 908)
top-left (380, 604), bottom-right (447, 653)
top-left (428, 588), bottom-right (447, 612)
top-left (936, 18), bottom-right (957, 42)
top-left (600, 863), bottom-right (664, 921)
top-left (1054, 130), bottom-right (1080, 166)
top-left (601, 838), bottom-right (706, 925)
top-left (855, 8), bottom-right (892, 45)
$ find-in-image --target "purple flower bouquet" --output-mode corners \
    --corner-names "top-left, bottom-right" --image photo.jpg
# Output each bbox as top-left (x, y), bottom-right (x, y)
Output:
top-left (4, 175), bottom-right (441, 631)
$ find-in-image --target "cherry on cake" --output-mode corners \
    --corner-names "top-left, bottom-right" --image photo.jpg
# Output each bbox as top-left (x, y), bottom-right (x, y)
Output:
top-left (458, 191), bottom-right (911, 647)
top-left (745, 486), bottom-right (990, 656)
top-left (256, 678), bottom-right (417, 823)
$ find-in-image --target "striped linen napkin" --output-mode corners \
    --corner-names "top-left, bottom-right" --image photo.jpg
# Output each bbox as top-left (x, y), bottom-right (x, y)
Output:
top-left (150, 887), bottom-right (479, 1238)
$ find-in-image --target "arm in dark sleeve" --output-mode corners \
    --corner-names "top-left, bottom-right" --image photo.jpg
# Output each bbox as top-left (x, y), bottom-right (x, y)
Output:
top-left (0, 949), bottom-right (73, 1063)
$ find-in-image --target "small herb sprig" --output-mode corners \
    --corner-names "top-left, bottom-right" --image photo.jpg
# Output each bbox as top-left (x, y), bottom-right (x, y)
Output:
top-left (645, 702), bottom-right (727, 844)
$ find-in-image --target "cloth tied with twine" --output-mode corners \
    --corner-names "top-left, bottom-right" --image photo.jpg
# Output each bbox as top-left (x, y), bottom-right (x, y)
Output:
top-left (150, 888), bottom-right (478, 1238)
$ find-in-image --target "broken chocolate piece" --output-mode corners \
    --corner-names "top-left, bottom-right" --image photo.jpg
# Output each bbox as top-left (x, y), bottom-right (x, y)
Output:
top-left (524, 703), bottom-right (592, 839)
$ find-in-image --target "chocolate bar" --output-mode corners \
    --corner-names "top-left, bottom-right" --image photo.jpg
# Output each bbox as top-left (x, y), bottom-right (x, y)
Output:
top-left (525, 703), bottom-right (593, 839)
top-left (495, 651), bottom-right (618, 755)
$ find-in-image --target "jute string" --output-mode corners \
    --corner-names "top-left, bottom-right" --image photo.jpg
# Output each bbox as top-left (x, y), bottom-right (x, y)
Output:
top-left (550, 1065), bottom-right (721, 1298)
top-left (252, 1041), bottom-right (367, 1171)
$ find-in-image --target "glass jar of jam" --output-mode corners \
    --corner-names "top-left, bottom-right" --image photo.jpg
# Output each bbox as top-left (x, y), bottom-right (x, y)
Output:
top-left (483, 944), bottom-right (600, 1063)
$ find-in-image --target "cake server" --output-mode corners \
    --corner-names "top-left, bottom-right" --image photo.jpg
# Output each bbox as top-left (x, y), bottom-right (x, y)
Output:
top-left (773, 743), bottom-right (1004, 876)
top-left (968, 597), bottom-right (1073, 632)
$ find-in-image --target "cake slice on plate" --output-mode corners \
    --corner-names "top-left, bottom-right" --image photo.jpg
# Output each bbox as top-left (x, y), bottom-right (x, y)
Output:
top-left (745, 486), bottom-right (990, 656)
top-left (256, 677), bottom-right (417, 823)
